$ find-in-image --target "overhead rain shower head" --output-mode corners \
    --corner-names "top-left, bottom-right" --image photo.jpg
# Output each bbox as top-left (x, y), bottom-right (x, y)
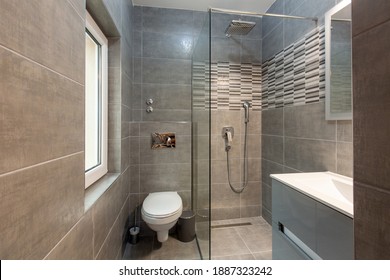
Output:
top-left (225, 20), bottom-right (256, 37)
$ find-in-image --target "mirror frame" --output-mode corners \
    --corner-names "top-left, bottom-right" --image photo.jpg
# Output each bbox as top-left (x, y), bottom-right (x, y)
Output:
top-left (325, 0), bottom-right (352, 120)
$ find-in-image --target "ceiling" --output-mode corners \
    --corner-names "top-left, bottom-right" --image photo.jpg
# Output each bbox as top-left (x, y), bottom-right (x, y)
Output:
top-left (132, 0), bottom-right (276, 13)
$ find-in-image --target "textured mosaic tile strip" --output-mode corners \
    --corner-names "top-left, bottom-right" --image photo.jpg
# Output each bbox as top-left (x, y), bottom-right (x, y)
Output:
top-left (262, 26), bottom-right (325, 110)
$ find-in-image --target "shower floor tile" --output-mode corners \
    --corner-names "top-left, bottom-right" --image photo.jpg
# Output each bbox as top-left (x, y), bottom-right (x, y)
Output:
top-left (211, 216), bottom-right (272, 260)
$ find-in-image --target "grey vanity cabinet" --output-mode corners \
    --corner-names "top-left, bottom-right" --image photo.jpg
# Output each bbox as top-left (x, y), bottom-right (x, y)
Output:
top-left (272, 179), bottom-right (353, 260)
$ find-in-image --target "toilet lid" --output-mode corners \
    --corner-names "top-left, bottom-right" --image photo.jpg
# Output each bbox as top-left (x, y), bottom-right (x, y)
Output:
top-left (142, 192), bottom-right (182, 217)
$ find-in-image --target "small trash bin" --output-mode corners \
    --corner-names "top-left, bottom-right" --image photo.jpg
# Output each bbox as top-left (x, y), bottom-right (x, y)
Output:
top-left (177, 210), bottom-right (195, 242)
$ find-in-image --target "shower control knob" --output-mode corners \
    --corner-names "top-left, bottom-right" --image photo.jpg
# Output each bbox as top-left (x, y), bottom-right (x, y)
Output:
top-left (146, 106), bottom-right (153, 113)
top-left (146, 98), bottom-right (154, 105)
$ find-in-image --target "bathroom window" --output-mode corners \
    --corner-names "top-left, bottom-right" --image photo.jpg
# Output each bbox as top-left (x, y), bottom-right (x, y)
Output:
top-left (85, 12), bottom-right (108, 188)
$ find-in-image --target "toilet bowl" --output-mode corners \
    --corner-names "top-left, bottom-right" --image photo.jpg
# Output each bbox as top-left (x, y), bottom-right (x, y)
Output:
top-left (141, 191), bottom-right (183, 242)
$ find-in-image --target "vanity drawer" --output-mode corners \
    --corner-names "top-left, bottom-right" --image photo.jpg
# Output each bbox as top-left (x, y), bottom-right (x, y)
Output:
top-left (272, 179), bottom-right (316, 251)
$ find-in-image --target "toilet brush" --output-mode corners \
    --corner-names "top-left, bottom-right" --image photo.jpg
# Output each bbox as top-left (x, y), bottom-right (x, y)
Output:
top-left (129, 206), bottom-right (140, 244)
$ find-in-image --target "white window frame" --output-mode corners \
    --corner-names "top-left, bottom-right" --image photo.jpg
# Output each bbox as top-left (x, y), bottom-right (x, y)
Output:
top-left (85, 12), bottom-right (108, 188)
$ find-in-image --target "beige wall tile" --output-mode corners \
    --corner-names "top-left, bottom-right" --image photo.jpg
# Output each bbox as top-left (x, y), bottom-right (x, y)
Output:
top-left (0, 47), bottom-right (84, 175)
top-left (92, 177), bottom-right (127, 257)
top-left (45, 210), bottom-right (93, 260)
top-left (96, 198), bottom-right (129, 260)
top-left (0, 153), bottom-right (84, 259)
top-left (0, 0), bottom-right (85, 83)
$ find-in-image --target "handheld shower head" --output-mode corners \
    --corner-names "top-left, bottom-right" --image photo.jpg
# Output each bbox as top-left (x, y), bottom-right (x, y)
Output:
top-left (243, 101), bottom-right (250, 123)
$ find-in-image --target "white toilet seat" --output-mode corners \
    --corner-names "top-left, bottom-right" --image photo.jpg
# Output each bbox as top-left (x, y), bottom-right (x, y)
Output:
top-left (141, 192), bottom-right (183, 225)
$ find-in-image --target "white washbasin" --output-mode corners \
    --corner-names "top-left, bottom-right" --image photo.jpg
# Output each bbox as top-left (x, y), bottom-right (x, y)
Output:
top-left (270, 172), bottom-right (353, 218)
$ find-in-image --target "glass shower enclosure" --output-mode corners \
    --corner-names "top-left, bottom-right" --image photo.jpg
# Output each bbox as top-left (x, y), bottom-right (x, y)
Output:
top-left (191, 12), bottom-right (211, 259)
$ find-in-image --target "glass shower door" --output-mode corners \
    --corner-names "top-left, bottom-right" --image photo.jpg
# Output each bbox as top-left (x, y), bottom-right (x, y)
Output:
top-left (191, 11), bottom-right (211, 260)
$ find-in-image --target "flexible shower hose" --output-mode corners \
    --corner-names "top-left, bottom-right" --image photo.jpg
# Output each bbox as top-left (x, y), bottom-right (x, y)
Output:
top-left (226, 121), bottom-right (248, 194)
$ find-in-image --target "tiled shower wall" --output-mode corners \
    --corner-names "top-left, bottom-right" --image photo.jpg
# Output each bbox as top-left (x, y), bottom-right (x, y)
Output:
top-left (0, 0), bottom-right (134, 259)
top-left (352, 0), bottom-right (390, 259)
top-left (129, 7), bottom-right (206, 230)
top-left (209, 13), bottom-right (263, 220)
top-left (261, 0), bottom-right (353, 224)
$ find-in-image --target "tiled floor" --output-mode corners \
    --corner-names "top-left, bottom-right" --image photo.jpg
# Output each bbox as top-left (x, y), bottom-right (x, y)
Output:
top-left (123, 216), bottom-right (272, 260)
top-left (123, 233), bottom-right (201, 260)
top-left (211, 217), bottom-right (272, 260)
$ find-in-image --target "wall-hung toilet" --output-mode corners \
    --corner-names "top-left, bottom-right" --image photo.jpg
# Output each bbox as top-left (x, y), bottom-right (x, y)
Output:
top-left (141, 191), bottom-right (183, 242)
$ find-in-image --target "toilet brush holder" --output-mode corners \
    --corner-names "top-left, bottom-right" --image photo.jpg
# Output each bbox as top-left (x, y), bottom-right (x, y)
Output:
top-left (129, 226), bottom-right (140, 244)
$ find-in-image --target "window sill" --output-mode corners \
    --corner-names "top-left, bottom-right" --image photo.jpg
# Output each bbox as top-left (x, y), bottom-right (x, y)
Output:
top-left (84, 172), bottom-right (120, 212)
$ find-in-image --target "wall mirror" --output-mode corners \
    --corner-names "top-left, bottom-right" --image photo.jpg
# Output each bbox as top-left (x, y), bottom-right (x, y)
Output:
top-left (325, 0), bottom-right (352, 120)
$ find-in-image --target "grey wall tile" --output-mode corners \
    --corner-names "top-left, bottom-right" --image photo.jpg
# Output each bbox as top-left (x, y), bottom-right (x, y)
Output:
top-left (262, 207), bottom-right (272, 225)
top-left (246, 158), bottom-right (262, 182)
top-left (241, 129), bottom-right (261, 157)
top-left (133, 6), bottom-right (143, 31)
top-left (129, 137), bottom-right (140, 165)
top-left (121, 73), bottom-right (132, 109)
top-left (246, 110), bottom-right (262, 135)
top-left (130, 165), bottom-right (140, 194)
top-left (141, 109), bottom-right (191, 122)
top-left (0, 0), bottom-right (85, 83)
top-left (211, 37), bottom-right (241, 63)
top-left (108, 67), bottom-right (121, 104)
top-left (352, 0), bottom-right (390, 36)
top-left (262, 23), bottom-right (284, 62)
top-left (284, 0), bottom-right (306, 15)
top-left (108, 139), bottom-right (121, 173)
top-left (108, 103), bottom-right (121, 140)
top-left (133, 58), bottom-right (142, 83)
top-left (142, 58), bottom-right (191, 85)
top-left (337, 142), bottom-right (353, 177)
top-left (143, 32), bottom-right (193, 60)
top-left (262, 108), bottom-right (284, 136)
top-left (133, 31), bottom-right (142, 57)
top-left (354, 183), bottom-right (390, 259)
top-left (284, 102), bottom-right (336, 140)
top-left (139, 122), bottom-right (191, 136)
top-left (211, 184), bottom-right (240, 208)
top-left (284, 138), bottom-right (337, 172)
top-left (121, 137), bottom-right (130, 172)
top-left (45, 210), bottom-right (93, 260)
top-left (211, 110), bottom-right (242, 135)
top-left (96, 198), bottom-right (129, 259)
top-left (283, 18), bottom-right (316, 49)
top-left (108, 38), bottom-right (121, 68)
top-left (132, 83), bottom-right (142, 109)
top-left (262, 0), bottom-right (284, 38)
top-left (262, 183), bottom-right (272, 212)
top-left (337, 120), bottom-right (353, 142)
top-left (211, 207), bottom-right (241, 221)
top-left (262, 135), bottom-right (284, 164)
top-left (0, 153), bottom-right (84, 259)
top-left (139, 163), bottom-right (191, 193)
top-left (142, 84), bottom-right (191, 110)
top-left (241, 181), bottom-right (262, 206)
top-left (193, 11), bottom-right (208, 36)
top-left (353, 20), bottom-right (390, 190)
top-left (211, 159), bottom-right (241, 184)
top-left (67, 0), bottom-right (85, 19)
top-left (240, 16), bottom-right (263, 40)
top-left (142, 7), bottom-right (194, 35)
top-left (240, 206), bottom-right (261, 218)
top-left (0, 48), bottom-right (84, 175)
top-left (240, 39), bottom-right (262, 63)
top-left (262, 159), bottom-right (284, 187)
top-left (92, 177), bottom-right (127, 257)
